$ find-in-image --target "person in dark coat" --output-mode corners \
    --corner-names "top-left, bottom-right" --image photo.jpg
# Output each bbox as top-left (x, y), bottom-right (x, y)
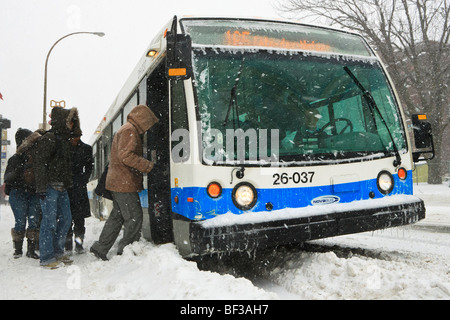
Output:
top-left (34, 107), bottom-right (79, 268)
top-left (4, 128), bottom-right (43, 259)
top-left (66, 129), bottom-right (93, 254)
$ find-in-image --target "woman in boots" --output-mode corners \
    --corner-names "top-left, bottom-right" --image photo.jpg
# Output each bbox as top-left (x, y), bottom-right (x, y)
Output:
top-left (4, 128), bottom-right (44, 259)
top-left (66, 127), bottom-right (93, 254)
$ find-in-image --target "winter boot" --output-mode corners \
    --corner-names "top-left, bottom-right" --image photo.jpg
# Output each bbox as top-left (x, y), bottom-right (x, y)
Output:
top-left (90, 246), bottom-right (108, 261)
top-left (26, 240), bottom-right (39, 259)
top-left (41, 261), bottom-right (64, 269)
top-left (25, 229), bottom-right (39, 259)
top-left (58, 255), bottom-right (74, 265)
top-left (11, 229), bottom-right (25, 259)
top-left (13, 241), bottom-right (23, 259)
top-left (74, 234), bottom-right (85, 254)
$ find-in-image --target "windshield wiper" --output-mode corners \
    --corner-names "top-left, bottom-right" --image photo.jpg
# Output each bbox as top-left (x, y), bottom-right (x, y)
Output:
top-left (223, 58), bottom-right (245, 128)
top-left (344, 66), bottom-right (401, 167)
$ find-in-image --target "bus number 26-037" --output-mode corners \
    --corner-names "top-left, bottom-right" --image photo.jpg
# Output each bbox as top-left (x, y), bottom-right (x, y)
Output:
top-left (273, 172), bottom-right (315, 185)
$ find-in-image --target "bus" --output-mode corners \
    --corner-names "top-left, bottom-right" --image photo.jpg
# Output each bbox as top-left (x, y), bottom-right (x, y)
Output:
top-left (88, 16), bottom-right (435, 257)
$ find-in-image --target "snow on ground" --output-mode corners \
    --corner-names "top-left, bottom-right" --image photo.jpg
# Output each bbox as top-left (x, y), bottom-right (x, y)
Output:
top-left (0, 213), bottom-right (275, 300)
top-left (261, 182), bottom-right (450, 300)
top-left (0, 183), bottom-right (449, 300)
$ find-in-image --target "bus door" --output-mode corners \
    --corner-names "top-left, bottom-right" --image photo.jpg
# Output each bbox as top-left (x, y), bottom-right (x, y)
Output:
top-left (146, 62), bottom-right (173, 244)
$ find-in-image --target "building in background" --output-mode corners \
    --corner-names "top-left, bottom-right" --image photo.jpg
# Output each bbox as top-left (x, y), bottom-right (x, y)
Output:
top-left (0, 115), bottom-right (11, 203)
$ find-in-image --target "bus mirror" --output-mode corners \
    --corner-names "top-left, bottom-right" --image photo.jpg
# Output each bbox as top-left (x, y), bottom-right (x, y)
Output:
top-left (166, 32), bottom-right (193, 80)
top-left (412, 114), bottom-right (435, 162)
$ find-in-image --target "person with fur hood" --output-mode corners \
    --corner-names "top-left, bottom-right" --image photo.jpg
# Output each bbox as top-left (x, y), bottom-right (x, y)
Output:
top-left (90, 105), bottom-right (158, 261)
top-left (4, 128), bottom-right (45, 259)
top-left (34, 107), bottom-right (80, 268)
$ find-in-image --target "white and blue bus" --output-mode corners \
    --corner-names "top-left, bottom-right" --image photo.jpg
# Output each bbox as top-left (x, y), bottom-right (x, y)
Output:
top-left (88, 16), bottom-right (435, 257)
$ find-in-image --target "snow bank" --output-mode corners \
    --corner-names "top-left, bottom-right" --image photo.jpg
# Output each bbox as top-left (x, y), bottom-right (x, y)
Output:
top-left (268, 248), bottom-right (450, 299)
top-left (80, 240), bottom-right (277, 299)
top-left (0, 215), bottom-right (276, 300)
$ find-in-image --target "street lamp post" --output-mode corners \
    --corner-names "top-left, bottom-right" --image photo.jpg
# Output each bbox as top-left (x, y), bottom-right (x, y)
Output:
top-left (42, 31), bottom-right (105, 129)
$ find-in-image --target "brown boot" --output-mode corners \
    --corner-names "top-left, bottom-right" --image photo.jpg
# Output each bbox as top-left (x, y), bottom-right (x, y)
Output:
top-left (26, 229), bottom-right (40, 259)
top-left (11, 229), bottom-right (25, 259)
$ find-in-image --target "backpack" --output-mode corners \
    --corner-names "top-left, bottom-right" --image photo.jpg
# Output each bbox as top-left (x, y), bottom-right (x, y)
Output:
top-left (23, 156), bottom-right (35, 186)
top-left (94, 163), bottom-right (113, 200)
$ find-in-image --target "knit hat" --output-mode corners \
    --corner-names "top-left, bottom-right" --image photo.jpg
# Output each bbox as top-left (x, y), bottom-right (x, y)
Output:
top-left (15, 128), bottom-right (33, 147)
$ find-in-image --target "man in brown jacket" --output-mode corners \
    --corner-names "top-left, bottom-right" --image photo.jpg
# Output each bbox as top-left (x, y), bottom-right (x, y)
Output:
top-left (90, 105), bottom-right (158, 260)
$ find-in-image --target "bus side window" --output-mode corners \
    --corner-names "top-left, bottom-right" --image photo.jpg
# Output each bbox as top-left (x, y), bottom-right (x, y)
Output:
top-left (112, 111), bottom-right (122, 136)
top-left (123, 92), bottom-right (138, 121)
top-left (171, 79), bottom-right (189, 162)
top-left (138, 77), bottom-right (147, 106)
top-left (102, 124), bottom-right (112, 166)
top-left (91, 142), bottom-right (98, 180)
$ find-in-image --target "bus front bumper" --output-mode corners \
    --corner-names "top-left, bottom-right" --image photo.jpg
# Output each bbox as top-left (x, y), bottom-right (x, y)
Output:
top-left (172, 195), bottom-right (425, 257)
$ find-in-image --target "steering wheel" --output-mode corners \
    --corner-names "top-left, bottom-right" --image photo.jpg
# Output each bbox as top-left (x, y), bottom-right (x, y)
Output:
top-left (318, 118), bottom-right (353, 135)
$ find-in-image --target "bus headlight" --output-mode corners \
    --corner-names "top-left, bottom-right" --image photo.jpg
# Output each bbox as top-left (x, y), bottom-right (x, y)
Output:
top-left (377, 171), bottom-right (394, 195)
top-left (232, 182), bottom-right (257, 210)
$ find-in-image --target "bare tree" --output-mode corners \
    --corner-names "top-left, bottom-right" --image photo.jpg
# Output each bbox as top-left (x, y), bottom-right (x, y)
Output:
top-left (277, 0), bottom-right (449, 183)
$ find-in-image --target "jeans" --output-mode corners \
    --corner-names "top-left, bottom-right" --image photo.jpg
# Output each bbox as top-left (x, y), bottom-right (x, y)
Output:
top-left (39, 186), bottom-right (72, 265)
top-left (9, 189), bottom-right (40, 232)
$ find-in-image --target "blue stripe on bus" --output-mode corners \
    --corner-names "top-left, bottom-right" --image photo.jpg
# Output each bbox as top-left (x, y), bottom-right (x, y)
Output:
top-left (171, 171), bottom-right (413, 221)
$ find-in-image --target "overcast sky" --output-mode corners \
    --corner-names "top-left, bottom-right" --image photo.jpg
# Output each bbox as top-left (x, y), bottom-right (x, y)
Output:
top-left (0, 0), bottom-right (285, 153)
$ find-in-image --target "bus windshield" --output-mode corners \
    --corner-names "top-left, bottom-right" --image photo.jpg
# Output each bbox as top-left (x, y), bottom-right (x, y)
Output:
top-left (192, 48), bottom-right (407, 166)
